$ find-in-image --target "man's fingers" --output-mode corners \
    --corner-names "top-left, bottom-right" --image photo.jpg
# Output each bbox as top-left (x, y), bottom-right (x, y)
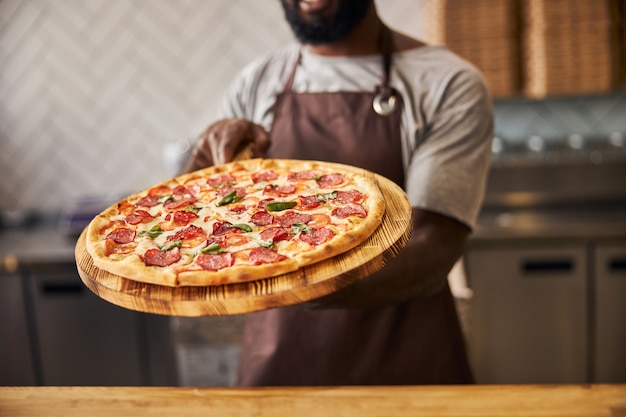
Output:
top-left (185, 119), bottom-right (270, 168)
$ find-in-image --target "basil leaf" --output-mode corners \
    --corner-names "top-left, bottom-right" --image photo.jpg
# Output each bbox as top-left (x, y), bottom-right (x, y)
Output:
top-left (201, 242), bottom-right (224, 254)
top-left (291, 222), bottom-right (313, 235)
top-left (316, 191), bottom-right (337, 202)
top-left (215, 190), bottom-right (242, 207)
top-left (265, 201), bottom-right (297, 212)
top-left (138, 225), bottom-right (162, 239)
top-left (233, 223), bottom-right (253, 233)
top-left (160, 240), bottom-right (182, 251)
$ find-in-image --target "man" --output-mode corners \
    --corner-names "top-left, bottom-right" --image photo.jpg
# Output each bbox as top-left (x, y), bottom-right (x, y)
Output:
top-left (184, 0), bottom-right (493, 385)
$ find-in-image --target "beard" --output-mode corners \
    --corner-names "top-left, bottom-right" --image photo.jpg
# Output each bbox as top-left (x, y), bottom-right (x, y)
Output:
top-left (280, 0), bottom-right (373, 45)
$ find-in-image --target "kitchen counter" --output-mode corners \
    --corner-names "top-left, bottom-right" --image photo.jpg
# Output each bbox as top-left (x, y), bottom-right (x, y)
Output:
top-left (1, 385), bottom-right (625, 416)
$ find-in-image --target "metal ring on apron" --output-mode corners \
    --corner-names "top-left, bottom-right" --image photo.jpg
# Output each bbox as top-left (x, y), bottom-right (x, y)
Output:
top-left (372, 93), bottom-right (397, 116)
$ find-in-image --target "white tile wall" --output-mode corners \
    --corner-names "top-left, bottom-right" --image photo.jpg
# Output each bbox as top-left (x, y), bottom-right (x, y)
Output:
top-left (2, 0), bottom-right (625, 211)
top-left (1, 0), bottom-right (294, 210)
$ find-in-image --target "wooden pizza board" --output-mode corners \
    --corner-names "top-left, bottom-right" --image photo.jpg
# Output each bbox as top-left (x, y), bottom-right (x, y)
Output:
top-left (75, 172), bottom-right (412, 317)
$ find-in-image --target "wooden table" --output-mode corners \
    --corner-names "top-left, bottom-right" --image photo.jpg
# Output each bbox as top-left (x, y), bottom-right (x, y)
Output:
top-left (1, 385), bottom-right (625, 416)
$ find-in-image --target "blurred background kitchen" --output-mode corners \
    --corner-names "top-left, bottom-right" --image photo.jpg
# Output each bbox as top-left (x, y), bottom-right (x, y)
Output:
top-left (1, 0), bottom-right (625, 387)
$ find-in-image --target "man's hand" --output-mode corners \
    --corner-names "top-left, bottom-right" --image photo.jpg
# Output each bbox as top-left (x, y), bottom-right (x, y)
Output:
top-left (182, 118), bottom-right (270, 173)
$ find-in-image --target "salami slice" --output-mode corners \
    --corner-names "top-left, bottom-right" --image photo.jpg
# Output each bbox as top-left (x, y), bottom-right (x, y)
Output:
top-left (172, 185), bottom-right (193, 197)
top-left (213, 221), bottom-right (234, 235)
top-left (252, 170), bottom-right (279, 183)
top-left (335, 189), bottom-right (364, 204)
top-left (298, 195), bottom-right (322, 210)
top-left (264, 184), bottom-right (297, 197)
top-left (249, 247), bottom-right (286, 265)
top-left (196, 252), bottom-right (234, 271)
top-left (332, 203), bottom-right (367, 219)
top-left (207, 174), bottom-right (236, 187)
top-left (251, 211), bottom-right (274, 226)
top-left (278, 211), bottom-right (312, 227)
top-left (163, 196), bottom-right (197, 210)
top-left (259, 227), bottom-right (290, 242)
top-left (228, 205), bottom-right (247, 214)
top-left (317, 173), bottom-right (345, 188)
top-left (257, 198), bottom-right (275, 209)
top-left (126, 210), bottom-right (153, 225)
top-left (142, 247), bottom-right (181, 267)
top-left (169, 224), bottom-right (205, 240)
top-left (106, 228), bottom-right (136, 244)
top-left (299, 227), bottom-right (335, 245)
top-left (172, 210), bottom-right (199, 226)
top-left (218, 185), bottom-right (247, 198)
top-left (136, 195), bottom-right (158, 207)
top-left (288, 170), bottom-right (320, 181)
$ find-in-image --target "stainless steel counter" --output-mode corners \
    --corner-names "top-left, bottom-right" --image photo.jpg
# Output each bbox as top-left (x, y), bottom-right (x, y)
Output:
top-left (472, 203), bottom-right (626, 243)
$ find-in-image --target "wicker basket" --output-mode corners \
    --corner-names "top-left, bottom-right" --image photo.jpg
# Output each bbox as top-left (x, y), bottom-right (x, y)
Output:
top-left (521, 0), bottom-right (624, 98)
top-left (418, 0), bottom-right (624, 98)
top-left (611, 0), bottom-right (626, 87)
top-left (421, 0), bottom-right (522, 98)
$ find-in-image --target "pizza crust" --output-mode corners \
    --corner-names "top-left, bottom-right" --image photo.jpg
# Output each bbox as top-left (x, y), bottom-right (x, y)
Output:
top-left (86, 158), bottom-right (385, 287)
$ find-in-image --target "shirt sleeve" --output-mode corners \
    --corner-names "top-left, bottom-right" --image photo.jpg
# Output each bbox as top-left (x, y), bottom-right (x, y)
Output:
top-left (405, 65), bottom-right (494, 230)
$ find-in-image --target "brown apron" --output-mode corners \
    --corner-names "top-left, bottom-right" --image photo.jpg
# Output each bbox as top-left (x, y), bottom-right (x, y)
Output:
top-left (236, 30), bottom-right (473, 386)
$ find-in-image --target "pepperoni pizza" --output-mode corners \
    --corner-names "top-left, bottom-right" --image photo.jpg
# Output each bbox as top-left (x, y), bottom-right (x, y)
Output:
top-left (85, 159), bottom-right (385, 287)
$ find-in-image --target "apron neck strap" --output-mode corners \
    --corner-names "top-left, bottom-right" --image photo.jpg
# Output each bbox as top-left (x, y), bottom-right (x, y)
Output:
top-left (284, 49), bottom-right (301, 92)
top-left (283, 25), bottom-right (395, 94)
top-left (378, 25), bottom-right (394, 98)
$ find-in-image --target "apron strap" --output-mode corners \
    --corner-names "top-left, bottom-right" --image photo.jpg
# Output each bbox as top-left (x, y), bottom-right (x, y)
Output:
top-left (282, 26), bottom-right (399, 116)
top-left (283, 49), bottom-right (301, 93)
top-left (374, 25), bottom-right (399, 116)
top-left (379, 25), bottom-right (394, 97)
top-left (283, 26), bottom-right (395, 94)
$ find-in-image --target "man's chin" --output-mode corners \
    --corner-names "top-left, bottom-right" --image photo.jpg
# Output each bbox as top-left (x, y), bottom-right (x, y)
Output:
top-left (281, 0), bottom-right (371, 45)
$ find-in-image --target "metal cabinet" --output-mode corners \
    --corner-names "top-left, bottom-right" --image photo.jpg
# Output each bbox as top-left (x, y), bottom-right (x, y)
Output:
top-left (17, 263), bottom-right (177, 386)
top-left (26, 264), bottom-right (144, 385)
top-left (465, 242), bottom-right (588, 384)
top-left (593, 241), bottom-right (626, 383)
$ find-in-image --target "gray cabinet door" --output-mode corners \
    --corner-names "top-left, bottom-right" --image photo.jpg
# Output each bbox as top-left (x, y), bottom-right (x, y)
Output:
top-left (593, 241), bottom-right (626, 383)
top-left (0, 273), bottom-right (37, 385)
top-left (466, 243), bottom-right (588, 384)
top-left (27, 265), bottom-right (144, 385)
